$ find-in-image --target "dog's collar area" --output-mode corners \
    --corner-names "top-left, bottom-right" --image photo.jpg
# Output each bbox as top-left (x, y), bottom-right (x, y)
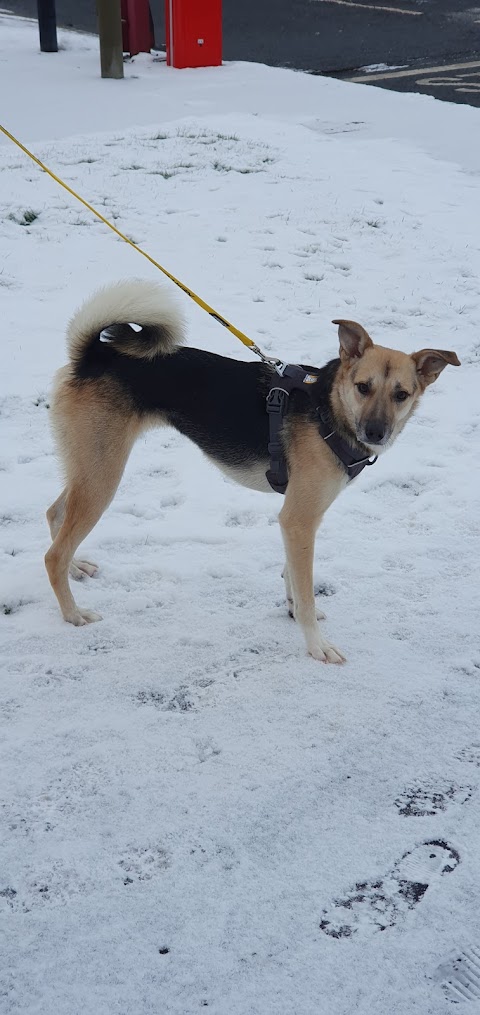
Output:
top-left (316, 408), bottom-right (378, 480)
top-left (265, 366), bottom-right (378, 494)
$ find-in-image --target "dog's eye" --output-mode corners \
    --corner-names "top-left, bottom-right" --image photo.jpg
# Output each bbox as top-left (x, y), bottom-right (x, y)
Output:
top-left (356, 382), bottom-right (370, 396)
top-left (394, 390), bottom-right (409, 402)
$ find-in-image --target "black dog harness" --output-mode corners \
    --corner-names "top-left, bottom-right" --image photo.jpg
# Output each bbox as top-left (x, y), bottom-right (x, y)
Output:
top-left (265, 364), bottom-right (378, 495)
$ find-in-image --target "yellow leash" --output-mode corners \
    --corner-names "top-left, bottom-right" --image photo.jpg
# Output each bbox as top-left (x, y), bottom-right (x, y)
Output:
top-left (0, 123), bottom-right (276, 363)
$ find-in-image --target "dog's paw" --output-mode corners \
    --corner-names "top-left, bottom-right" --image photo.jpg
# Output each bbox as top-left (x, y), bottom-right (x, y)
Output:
top-left (308, 637), bottom-right (346, 664)
top-left (64, 608), bottom-right (103, 626)
top-left (69, 558), bottom-right (99, 580)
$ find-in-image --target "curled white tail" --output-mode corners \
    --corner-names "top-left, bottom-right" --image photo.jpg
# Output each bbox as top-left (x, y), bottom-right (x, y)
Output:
top-left (67, 279), bottom-right (186, 364)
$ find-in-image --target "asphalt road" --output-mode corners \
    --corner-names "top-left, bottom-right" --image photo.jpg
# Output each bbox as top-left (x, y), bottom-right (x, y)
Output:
top-left (5, 0), bottom-right (480, 106)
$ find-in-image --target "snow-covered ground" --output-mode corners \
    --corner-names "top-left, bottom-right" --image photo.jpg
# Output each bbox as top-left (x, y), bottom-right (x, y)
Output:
top-left (1, 14), bottom-right (480, 1014)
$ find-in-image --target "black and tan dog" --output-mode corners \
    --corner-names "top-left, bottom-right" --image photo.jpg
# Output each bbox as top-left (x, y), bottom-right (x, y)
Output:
top-left (45, 280), bottom-right (459, 662)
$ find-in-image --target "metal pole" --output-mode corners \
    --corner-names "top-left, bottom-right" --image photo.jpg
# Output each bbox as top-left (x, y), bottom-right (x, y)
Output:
top-left (97, 0), bottom-right (124, 79)
top-left (37, 0), bottom-right (58, 52)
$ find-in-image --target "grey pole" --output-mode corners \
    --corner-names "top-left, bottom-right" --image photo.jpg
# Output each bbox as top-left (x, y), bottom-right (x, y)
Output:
top-left (97, 0), bottom-right (124, 79)
top-left (37, 0), bottom-right (58, 52)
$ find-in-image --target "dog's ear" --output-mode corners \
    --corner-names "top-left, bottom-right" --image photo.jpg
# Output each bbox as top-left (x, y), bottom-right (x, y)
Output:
top-left (411, 348), bottom-right (460, 386)
top-left (333, 320), bottom-right (373, 362)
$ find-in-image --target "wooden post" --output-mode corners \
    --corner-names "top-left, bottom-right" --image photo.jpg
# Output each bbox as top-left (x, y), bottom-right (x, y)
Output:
top-left (97, 0), bottom-right (124, 79)
top-left (37, 0), bottom-right (58, 53)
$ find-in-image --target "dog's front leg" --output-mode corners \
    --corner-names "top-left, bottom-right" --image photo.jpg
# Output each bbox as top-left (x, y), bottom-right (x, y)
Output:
top-left (279, 483), bottom-right (345, 664)
top-left (282, 563), bottom-right (325, 621)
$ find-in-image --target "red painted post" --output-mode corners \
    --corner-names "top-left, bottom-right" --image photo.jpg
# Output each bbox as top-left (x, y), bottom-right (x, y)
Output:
top-left (165, 0), bottom-right (222, 69)
top-left (121, 0), bottom-right (154, 57)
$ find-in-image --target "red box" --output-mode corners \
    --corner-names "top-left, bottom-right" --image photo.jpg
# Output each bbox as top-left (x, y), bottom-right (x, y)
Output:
top-left (165, 0), bottom-right (222, 69)
top-left (121, 0), bottom-right (154, 56)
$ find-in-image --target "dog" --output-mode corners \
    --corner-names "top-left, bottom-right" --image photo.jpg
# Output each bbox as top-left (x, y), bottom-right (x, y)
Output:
top-left (45, 279), bottom-right (460, 662)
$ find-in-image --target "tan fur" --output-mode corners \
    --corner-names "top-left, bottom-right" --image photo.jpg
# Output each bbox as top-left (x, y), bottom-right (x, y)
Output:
top-left (331, 346), bottom-right (418, 450)
top-left (330, 326), bottom-right (459, 454)
top-left (45, 309), bottom-right (459, 660)
top-left (280, 419), bottom-right (347, 662)
top-left (45, 370), bottom-right (144, 625)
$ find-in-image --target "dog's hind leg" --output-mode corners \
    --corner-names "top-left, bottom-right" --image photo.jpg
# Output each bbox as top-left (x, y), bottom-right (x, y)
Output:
top-left (46, 489), bottom-right (66, 541)
top-left (47, 489), bottom-right (98, 580)
top-left (45, 378), bottom-right (142, 625)
top-left (45, 445), bottom-right (138, 624)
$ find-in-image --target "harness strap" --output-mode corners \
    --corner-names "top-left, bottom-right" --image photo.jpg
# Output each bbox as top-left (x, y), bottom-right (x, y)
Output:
top-left (265, 366), bottom-right (378, 494)
top-left (265, 365), bottom-right (309, 494)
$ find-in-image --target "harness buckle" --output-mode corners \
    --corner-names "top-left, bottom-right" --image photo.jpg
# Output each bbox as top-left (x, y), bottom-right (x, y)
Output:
top-left (266, 387), bottom-right (289, 414)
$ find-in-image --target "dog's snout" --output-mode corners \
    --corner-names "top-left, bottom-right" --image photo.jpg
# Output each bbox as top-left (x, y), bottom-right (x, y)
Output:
top-left (364, 419), bottom-right (386, 444)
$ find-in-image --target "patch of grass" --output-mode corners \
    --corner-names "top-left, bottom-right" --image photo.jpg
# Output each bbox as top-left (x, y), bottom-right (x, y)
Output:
top-left (214, 132), bottom-right (239, 142)
top-left (176, 128), bottom-right (208, 139)
top-left (213, 162), bottom-right (260, 174)
top-left (147, 163), bottom-right (194, 178)
top-left (148, 169), bottom-right (178, 179)
top-left (9, 209), bottom-right (40, 226)
top-left (21, 209), bottom-right (38, 225)
top-left (178, 129), bottom-right (239, 144)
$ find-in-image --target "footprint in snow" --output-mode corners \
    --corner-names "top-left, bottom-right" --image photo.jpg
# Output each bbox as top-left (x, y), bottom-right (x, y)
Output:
top-left (394, 782), bottom-right (472, 817)
top-left (368, 477), bottom-right (429, 500)
top-left (1, 862), bottom-right (89, 913)
top-left (135, 686), bottom-right (196, 712)
top-left (118, 845), bottom-right (169, 885)
top-left (225, 510), bottom-right (261, 528)
top-left (0, 887), bottom-right (18, 913)
top-left (456, 744), bottom-right (480, 767)
top-left (196, 738), bottom-right (221, 763)
top-left (160, 494), bottom-right (183, 509)
top-left (435, 945), bottom-right (480, 1004)
top-left (319, 841), bottom-right (460, 938)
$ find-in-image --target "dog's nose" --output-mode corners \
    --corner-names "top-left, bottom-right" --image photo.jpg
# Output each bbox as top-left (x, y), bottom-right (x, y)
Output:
top-left (364, 420), bottom-right (386, 444)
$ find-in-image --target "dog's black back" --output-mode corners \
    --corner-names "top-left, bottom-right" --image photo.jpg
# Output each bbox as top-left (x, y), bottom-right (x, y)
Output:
top-left (75, 336), bottom-right (340, 471)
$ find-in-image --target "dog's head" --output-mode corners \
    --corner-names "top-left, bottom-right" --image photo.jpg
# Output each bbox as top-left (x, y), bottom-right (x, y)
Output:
top-left (331, 319), bottom-right (460, 452)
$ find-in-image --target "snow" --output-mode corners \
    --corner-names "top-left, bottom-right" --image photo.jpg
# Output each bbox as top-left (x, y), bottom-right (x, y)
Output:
top-left (358, 63), bottom-right (408, 73)
top-left (1, 13), bottom-right (480, 1015)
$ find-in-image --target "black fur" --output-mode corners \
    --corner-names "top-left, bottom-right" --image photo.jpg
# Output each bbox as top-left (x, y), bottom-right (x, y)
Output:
top-left (75, 332), bottom-right (341, 472)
